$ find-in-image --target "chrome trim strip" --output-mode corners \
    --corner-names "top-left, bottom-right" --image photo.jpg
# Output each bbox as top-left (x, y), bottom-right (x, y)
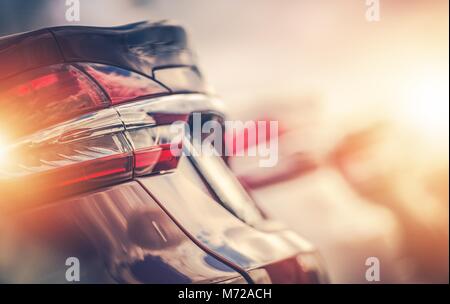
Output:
top-left (114, 94), bottom-right (225, 129)
top-left (11, 108), bottom-right (124, 148)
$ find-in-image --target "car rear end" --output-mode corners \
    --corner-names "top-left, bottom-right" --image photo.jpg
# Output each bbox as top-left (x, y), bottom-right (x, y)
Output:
top-left (0, 21), bottom-right (327, 284)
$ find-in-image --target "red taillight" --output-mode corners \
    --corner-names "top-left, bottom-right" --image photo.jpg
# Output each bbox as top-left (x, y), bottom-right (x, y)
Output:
top-left (0, 132), bottom-right (134, 209)
top-left (79, 63), bottom-right (169, 105)
top-left (0, 64), bottom-right (197, 209)
top-left (125, 120), bottom-right (187, 176)
top-left (0, 118), bottom-right (187, 210)
top-left (16, 74), bottom-right (58, 95)
top-left (56, 153), bottom-right (133, 188)
top-left (134, 143), bottom-right (181, 175)
top-left (0, 64), bottom-right (108, 140)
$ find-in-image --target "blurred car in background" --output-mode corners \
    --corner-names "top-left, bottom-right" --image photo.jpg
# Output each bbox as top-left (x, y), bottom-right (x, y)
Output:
top-left (228, 100), bottom-right (449, 283)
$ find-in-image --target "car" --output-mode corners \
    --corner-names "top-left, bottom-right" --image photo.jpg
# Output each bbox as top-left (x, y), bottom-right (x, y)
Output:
top-left (0, 21), bottom-right (327, 284)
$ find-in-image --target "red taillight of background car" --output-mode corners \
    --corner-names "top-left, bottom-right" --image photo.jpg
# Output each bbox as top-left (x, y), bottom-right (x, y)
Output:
top-left (223, 118), bottom-right (283, 156)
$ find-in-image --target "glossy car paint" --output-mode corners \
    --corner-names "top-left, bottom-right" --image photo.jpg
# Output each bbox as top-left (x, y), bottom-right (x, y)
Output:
top-left (0, 181), bottom-right (246, 283)
top-left (138, 158), bottom-right (322, 283)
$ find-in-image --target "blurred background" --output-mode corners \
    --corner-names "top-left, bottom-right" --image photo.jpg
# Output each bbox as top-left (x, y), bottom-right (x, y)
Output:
top-left (0, 0), bottom-right (448, 283)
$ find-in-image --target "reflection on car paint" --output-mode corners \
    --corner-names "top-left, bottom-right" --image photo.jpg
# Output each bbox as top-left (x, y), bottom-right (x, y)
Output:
top-left (0, 182), bottom-right (245, 283)
top-left (138, 155), bottom-right (318, 283)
